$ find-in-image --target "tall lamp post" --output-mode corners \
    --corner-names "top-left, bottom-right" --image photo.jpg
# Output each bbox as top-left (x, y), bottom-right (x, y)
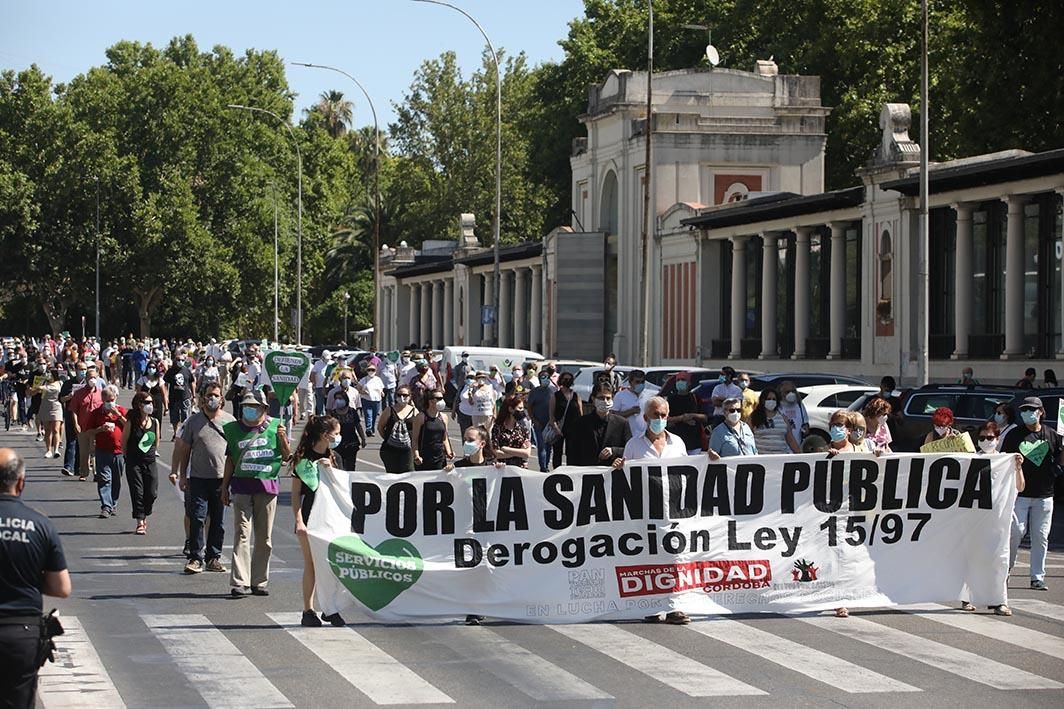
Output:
top-left (228, 103), bottom-right (304, 345)
top-left (411, 0), bottom-right (502, 346)
top-left (270, 180), bottom-right (279, 343)
top-left (638, 1), bottom-right (654, 367)
top-left (916, 0), bottom-right (930, 386)
top-left (290, 62), bottom-right (381, 349)
top-left (94, 175), bottom-right (101, 341)
top-left (343, 291), bottom-right (350, 345)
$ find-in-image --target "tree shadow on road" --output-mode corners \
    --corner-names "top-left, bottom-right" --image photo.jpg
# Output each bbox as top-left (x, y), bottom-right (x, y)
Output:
top-left (87, 591), bottom-right (232, 601)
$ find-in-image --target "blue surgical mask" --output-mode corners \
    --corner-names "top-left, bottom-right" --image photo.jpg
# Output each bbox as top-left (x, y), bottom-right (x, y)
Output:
top-left (103, 401), bottom-right (115, 411)
top-left (676, 381), bottom-right (689, 393)
top-left (1021, 410), bottom-right (1039, 425)
top-left (649, 418), bottom-right (668, 434)
top-left (993, 413), bottom-right (1007, 426)
top-left (829, 425), bottom-right (847, 442)
top-left (242, 406), bottom-right (261, 422)
top-left (462, 440), bottom-right (480, 456)
top-left (328, 434), bottom-right (342, 449)
top-left (632, 383), bottom-right (645, 394)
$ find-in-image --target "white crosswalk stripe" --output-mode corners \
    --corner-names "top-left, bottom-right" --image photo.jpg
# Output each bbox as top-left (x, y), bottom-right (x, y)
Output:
top-left (1010, 597), bottom-right (1064, 624)
top-left (550, 622), bottom-right (767, 696)
top-left (901, 603), bottom-right (1064, 661)
top-left (143, 614), bottom-right (292, 709)
top-left (801, 614), bottom-right (1064, 690)
top-left (38, 616), bottom-right (125, 708)
top-left (267, 613), bottom-right (454, 705)
top-left (431, 625), bottom-right (613, 701)
top-left (686, 616), bottom-right (920, 693)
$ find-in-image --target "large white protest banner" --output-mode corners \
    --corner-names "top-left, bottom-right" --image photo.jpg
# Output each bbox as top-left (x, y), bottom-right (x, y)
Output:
top-left (306, 453), bottom-right (1017, 623)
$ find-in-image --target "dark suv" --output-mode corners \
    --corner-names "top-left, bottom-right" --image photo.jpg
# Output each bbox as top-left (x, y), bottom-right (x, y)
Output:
top-left (849, 384), bottom-right (1018, 452)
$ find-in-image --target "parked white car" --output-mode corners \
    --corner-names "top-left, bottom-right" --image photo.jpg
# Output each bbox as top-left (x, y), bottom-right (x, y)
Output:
top-left (799, 384), bottom-right (880, 439)
top-left (572, 365), bottom-right (661, 404)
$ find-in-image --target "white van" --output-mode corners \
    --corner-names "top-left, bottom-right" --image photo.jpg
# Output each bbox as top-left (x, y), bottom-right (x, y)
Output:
top-left (441, 346), bottom-right (544, 405)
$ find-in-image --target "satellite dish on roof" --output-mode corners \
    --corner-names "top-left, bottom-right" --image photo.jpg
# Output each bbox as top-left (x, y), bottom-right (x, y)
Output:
top-left (706, 44), bottom-right (720, 66)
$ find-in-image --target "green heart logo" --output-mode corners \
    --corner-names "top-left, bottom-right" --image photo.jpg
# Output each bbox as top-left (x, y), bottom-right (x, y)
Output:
top-left (1019, 439), bottom-right (1050, 466)
top-left (327, 536), bottom-right (423, 611)
top-left (264, 350), bottom-right (311, 405)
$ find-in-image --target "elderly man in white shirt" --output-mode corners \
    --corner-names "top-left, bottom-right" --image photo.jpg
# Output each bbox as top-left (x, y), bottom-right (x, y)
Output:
top-left (620, 395), bottom-right (690, 624)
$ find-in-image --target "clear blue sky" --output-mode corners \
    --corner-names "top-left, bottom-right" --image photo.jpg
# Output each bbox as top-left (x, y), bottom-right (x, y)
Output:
top-left (2, 0), bottom-right (586, 128)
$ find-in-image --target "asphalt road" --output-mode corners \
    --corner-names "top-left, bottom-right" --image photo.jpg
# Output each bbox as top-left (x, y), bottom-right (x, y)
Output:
top-left (7, 390), bottom-right (1064, 709)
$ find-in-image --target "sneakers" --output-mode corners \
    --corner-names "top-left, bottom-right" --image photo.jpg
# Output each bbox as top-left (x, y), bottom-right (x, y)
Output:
top-left (35, 433), bottom-right (43, 441)
top-left (465, 614), bottom-right (484, 626)
top-left (251, 586), bottom-right (270, 597)
top-left (960, 601), bottom-right (976, 612)
top-left (98, 508), bottom-right (111, 519)
top-left (60, 468), bottom-right (75, 477)
top-left (1031, 579), bottom-right (1049, 591)
top-left (184, 559), bottom-right (204, 574)
top-left (321, 612), bottom-right (346, 627)
top-left (205, 559), bottom-right (227, 573)
top-left (301, 610), bottom-right (323, 627)
top-left (665, 611), bottom-right (691, 625)
top-left (230, 586), bottom-right (250, 597)
top-left (135, 520), bottom-right (147, 535)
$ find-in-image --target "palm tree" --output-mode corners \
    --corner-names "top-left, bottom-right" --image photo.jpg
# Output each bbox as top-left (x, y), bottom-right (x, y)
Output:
top-left (315, 90), bottom-right (353, 138)
top-left (325, 192), bottom-right (407, 286)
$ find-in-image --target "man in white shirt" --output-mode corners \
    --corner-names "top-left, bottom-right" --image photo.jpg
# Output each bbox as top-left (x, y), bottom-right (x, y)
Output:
top-left (357, 364), bottom-right (385, 435)
top-left (378, 355), bottom-right (398, 407)
top-left (619, 395), bottom-right (690, 626)
top-left (613, 369), bottom-right (653, 438)
top-left (710, 366), bottom-right (742, 417)
top-left (397, 350), bottom-right (417, 387)
top-left (310, 351), bottom-right (330, 416)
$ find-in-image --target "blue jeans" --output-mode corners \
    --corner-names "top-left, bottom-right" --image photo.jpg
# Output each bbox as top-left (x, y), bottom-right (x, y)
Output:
top-left (63, 415), bottom-right (79, 473)
top-left (314, 388), bottom-right (326, 417)
top-left (383, 388), bottom-right (395, 409)
top-left (187, 477), bottom-right (225, 562)
top-left (95, 450), bottom-right (124, 512)
top-left (1011, 496), bottom-right (1055, 582)
top-left (532, 425), bottom-right (551, 472)
top-left (362, 399), bottom-right (381, 432)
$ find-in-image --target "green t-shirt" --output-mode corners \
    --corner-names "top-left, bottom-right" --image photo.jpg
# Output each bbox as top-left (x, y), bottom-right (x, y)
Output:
top-left (223, 418), bottom-right (283, 480)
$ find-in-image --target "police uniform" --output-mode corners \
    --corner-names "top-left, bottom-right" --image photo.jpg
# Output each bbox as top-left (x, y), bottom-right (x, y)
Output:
top-left (0, 493), bottom-right (67, 708)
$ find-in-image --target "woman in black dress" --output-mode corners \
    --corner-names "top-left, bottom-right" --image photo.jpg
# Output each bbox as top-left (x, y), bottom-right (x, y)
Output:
top-left (411, 389), bottom-right (453, 471)
top-left (291, 415), bottom-right (345, 628)
top-left (377, 385), bottom-right (417, 473)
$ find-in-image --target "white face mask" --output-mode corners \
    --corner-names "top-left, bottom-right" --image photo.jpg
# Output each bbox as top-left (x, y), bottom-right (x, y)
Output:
top-left (725, 411), bottom-right (741, 424)
top-left (978, 438), bottom-right (997, 453)
top-left (934, 425), bottom-right (948, 436)
top-left (764, 400), bottom-right (777, 411)
top-left (784, 392), bottom-right (797, 404)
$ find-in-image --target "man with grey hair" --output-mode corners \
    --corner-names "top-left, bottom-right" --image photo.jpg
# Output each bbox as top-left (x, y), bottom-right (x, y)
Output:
top-left (708, 396), bottom-right (758, 459)
top-left (86, 384), bottom-right (127, 517)
top-left (0, 448), bottom-right (71, 707)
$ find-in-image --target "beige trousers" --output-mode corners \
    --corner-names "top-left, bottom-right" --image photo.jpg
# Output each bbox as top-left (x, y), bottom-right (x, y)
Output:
top-left (229, 492), bottom-right (277, 589)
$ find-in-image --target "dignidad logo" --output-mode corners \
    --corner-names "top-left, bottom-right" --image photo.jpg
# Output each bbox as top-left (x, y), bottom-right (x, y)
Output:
top-left (615, 559), bottom-right (772, 597)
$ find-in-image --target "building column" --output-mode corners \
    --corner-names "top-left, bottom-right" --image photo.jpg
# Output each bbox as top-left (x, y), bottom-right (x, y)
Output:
top-left (513, 268), bottom-right (528, 350)
top-left (759, 232), bottom-right (779, 359)
top-left (951, 203), bottom-right (974, 359)
top-left (827, 222), bottom-right (846, 359)
top-left (482, 273), bottom-right (494, 345)
top-left (407, 283), bottom-right (418, 349)
top-left (428, 280), bottom-right (441, 348)
top-left (530, 265), bottom-right (542, 353)
top-left (443, 279), bottom-right (454, 346)
top-left (379, 287), bottom-right (388, 349)
top-left (419, 282), bottom-right (430, 348)
top-left (792, 227), bottom-right (811, 359)
top-left (729, 236), bottom-right (747, 359)
top-left (498, 270), bottom-right (512, 348)
top-left (1003, 195), bottom-right (1026, 358)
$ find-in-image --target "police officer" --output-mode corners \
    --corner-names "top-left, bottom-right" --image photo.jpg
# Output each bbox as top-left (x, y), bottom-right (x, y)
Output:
top-left (0, 447), bottom-right (71, 708)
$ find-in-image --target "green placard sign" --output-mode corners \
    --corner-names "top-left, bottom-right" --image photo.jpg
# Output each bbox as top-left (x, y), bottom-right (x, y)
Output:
top-left (137, 430), bottom-right (156, 453)
top-left (264, 350), bottom-right (311, 405)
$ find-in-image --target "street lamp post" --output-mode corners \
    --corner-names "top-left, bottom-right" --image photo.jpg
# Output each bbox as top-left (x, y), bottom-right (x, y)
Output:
top-left (228, 103), bottom-right (303, 345)
top-left (638, 1), bottom-right (654, 367)
top-left (271, 180), bottom-right (279, 343)
top-left (94, 175), bottom-right (101, 342)
top-left (290, 62), bottom-right (381, 350)
top-left (917, 0), bottom-right (930, 386)
top-left (343, 291), bottom-right (350, 345)
top-left (411, 0), bottom-right (502, 346)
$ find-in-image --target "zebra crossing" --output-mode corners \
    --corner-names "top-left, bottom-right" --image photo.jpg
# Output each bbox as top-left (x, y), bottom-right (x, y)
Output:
top-left (38, 602), bottom-right (1064, 708)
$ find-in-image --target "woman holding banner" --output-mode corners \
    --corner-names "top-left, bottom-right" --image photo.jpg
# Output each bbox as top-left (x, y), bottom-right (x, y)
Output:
top-left (291, 415), bottom-right (346, 628)
top-left (922, 407), bottom-right (960, 448)
top-left (825, 409), bottom-right (858, 617)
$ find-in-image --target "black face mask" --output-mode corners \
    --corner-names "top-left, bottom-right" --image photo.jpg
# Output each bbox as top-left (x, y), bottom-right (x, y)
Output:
top-left (513, 410), bottom-right (527, 421)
